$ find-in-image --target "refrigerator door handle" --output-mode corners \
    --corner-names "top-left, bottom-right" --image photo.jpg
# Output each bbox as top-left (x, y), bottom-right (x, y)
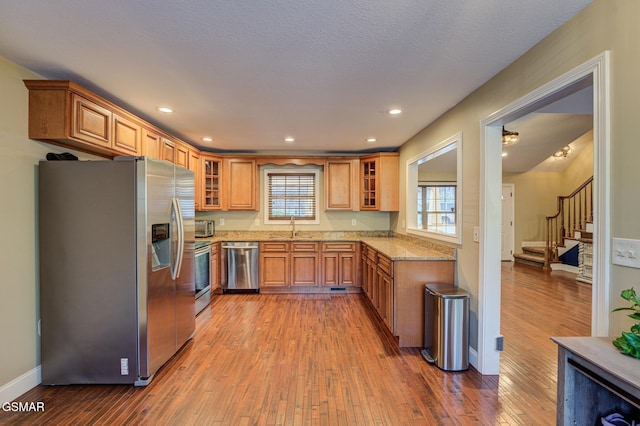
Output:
top-left (170, 197), bottom-right (185, 280)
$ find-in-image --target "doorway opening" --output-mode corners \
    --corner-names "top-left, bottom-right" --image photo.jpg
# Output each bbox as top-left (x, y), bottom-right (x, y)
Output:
top-left (477, 52), bottom-right (610, 375)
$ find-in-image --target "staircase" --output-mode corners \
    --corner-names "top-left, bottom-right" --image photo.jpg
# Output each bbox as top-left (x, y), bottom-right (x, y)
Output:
top-left (543, 176), bottom-right (593, 270)
top-left (512, 176), bottom-right (593, 270)
top-left (513, 246), bottom-right (546, 268)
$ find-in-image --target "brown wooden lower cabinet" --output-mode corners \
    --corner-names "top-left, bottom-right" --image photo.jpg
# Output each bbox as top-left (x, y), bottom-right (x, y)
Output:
top-left (210, 242), bottom-right (220, 292)
top-left (321, 242), bottom-right (359, 287)
top-left (291, 242), bottom-right (319, 286)
top-left (360, 242), bottom-right (455, 348)
top-left (260, 242), bottom-right (290, 288)
top-left (259, 241), bottom-right (359, 293)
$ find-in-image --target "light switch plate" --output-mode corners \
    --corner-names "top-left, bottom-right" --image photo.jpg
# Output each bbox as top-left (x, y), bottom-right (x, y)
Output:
top-left (473, 227), bottom-right (480, 243)
top-left (612, 238), bottom-right (640, 268)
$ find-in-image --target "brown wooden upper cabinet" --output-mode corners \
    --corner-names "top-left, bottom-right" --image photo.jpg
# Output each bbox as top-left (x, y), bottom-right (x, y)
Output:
top-left (188, 149), bottom-right (201, 210)
top-left (24, 81), bottom-right (400, 214)
top-left (197, 156), bottom-right (257, 211)
top-left (360, 153), bottom-right (399, 211)
top-left (161, 138), bottom-right (176, 163)
top-left (324, 158), bottom-right (360, 211)
top-left (112, 113), bottom-right (141, 155)
top-left (225, 158), bottom-right (257, 210)
top-left (24, 80), bottom-right (142, 157)
top-left (142, 128), bottom-right (162, 159)
top-left (200, 154), bottom-right (223, 210)
top-left (174, 142), bottom-right (189, 169)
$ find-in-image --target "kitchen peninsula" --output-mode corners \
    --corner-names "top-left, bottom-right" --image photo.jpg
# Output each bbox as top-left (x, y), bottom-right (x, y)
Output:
top-left (203, 231), bottom-right (456, 348)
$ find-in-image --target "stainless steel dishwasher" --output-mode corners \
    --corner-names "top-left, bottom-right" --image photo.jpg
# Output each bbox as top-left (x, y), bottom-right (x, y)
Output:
top-left (221, 242), bottom-right (260, 293)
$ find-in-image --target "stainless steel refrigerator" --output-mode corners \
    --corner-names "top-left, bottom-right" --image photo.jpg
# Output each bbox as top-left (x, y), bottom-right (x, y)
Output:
top-left (38, 156), bottom-right (195, 386)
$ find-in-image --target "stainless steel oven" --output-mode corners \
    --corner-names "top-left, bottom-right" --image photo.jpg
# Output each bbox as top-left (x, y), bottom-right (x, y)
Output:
top-left (195, 241), bottom-right (212, 314)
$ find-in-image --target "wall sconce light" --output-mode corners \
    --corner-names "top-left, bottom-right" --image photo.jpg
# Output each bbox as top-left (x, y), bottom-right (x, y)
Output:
top-left (502, 126), bottom-right (519, 146)
top-left (553, 146), bottom-right (573, 159)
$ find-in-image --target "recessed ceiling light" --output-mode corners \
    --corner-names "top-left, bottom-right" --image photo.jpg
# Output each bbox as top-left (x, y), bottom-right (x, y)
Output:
top-left (284, 137), bottom-right (295, 143)
top-left (202, 137), bottom-right (213, 142)
top-left (366, 138), bottom-right (377, 143)
top-left (387, 109), bottom-right (402, 115)
top-left (157, 106), bottom-right (173, 113)
top-left (502, 152), bottom-right (508, 157)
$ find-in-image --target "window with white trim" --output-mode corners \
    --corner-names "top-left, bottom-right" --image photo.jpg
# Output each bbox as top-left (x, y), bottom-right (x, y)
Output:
top-left (417, 183), bottom-right (456, 233)
top-left (263, 168), bottom-right (320, 224)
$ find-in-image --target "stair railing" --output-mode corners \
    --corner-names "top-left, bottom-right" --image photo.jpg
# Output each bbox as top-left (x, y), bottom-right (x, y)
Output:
top-left (544, 176), bottom-right (593, 270)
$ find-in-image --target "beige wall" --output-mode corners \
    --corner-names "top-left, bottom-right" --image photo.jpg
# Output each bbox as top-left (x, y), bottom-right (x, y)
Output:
top-left (0, 57), bottom-right (100, 389)
top-left (396, 0), bottom-right (640, 345)
top-left (562, 130), bottom-right (594, 194)
top-left (503, 131), bottom-right (594, 251)
top-left (503, 171), bottom-right (563, 248)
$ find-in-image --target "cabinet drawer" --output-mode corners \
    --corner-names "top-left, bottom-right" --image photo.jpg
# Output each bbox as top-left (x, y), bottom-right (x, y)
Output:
top-left (365, 246), bottom-right (377, 261)
top-left (378, 254), bottom-right (392, 276)
top-left (322, 242), bottom-right (356, 252)
top-left (260, 242), bottom-right (289, 252)
top-left (291, 242), bottom-right (318, 252)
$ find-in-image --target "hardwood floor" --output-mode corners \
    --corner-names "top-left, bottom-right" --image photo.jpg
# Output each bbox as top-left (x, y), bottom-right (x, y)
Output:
top-left (0, 263), bottom-right (591, 425)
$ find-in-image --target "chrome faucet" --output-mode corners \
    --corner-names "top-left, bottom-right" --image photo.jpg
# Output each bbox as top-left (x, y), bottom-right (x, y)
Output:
top-left (290, 216), bottom-right (297, 238)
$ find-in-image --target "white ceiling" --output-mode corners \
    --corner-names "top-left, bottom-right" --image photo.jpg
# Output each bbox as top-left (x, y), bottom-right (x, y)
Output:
top-left (502, 85), bottom-right (594, 173)
top-left (0, 0), bottom-right (592, 153)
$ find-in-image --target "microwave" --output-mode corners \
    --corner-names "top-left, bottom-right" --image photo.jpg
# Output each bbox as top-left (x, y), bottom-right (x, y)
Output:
top-left (195, 220), bottom-right (215, 238)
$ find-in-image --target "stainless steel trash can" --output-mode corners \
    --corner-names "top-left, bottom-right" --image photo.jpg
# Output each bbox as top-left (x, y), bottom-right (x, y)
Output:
top-left (421, 283), bottom-right (469, 371)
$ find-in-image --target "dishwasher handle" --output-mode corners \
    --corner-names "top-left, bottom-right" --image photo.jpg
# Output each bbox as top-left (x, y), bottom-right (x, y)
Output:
top-left (222, 245), bottom-right (259, 250)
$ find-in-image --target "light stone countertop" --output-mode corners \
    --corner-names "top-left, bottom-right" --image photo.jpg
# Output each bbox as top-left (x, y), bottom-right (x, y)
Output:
top-left (358, 237), bottom-right (454, 261)
top-left (198, 231), bottom-right (455, 261)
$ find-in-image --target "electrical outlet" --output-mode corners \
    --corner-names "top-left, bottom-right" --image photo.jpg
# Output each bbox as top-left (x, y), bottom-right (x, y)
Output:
top-left (219, 218), bottom-right (225, 226)
top-left (473, 227), bottom-right (480, 243)
top-left (352, 219), bottom-right (357, 226)
top-left (254, 218), bottom-right (260, 226)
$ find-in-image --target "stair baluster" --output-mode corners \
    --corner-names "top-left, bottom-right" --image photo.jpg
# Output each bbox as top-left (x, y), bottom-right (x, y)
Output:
top-left (544, 177), bottom-right (593, 270)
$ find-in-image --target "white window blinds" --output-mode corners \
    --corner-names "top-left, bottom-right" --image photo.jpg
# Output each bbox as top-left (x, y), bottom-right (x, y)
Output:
top-left (267, 172), bottom-right (316, 220)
